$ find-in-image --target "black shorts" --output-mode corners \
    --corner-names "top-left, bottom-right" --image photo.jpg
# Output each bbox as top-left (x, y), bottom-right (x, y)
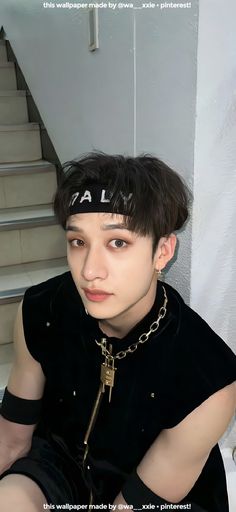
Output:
top-left (0, 435), bottom-right (89, 506)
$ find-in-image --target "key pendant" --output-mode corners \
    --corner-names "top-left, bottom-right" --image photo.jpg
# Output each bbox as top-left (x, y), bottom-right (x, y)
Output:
top-left (100, 358), bottom-right (116, 402)
top-left (100, 360), bottom-right (116, 390)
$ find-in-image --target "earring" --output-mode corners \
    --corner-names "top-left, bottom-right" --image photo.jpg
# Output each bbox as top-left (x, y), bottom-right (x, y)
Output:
top-left (85, 308), bottom-right (89, 315)
top-left (155, 269), bottom-right (162, 279)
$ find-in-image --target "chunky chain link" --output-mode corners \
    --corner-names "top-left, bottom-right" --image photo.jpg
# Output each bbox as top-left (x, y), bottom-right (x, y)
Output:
top-left (95, 285), bottom-right (168, 360)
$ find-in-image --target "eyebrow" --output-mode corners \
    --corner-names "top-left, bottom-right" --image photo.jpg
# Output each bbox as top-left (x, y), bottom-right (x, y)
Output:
top-left (66, 223), bottom-right (129, 233)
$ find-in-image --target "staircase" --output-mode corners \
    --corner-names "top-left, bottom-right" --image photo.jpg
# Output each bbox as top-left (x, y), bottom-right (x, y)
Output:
top-left (0, 39), bottom-right (68, 399)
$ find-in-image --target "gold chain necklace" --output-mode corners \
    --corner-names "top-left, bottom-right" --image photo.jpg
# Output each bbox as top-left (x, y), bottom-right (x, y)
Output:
top-left (95, 285), bottom-right (168, 402)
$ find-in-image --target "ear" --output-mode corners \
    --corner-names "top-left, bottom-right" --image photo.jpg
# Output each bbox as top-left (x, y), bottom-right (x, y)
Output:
top-left (153, 234), bottom-right (177, 271)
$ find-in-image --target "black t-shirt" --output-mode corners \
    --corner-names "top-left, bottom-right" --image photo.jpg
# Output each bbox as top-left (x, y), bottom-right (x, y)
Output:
top-left (22, 271), bottom-right (236, 510)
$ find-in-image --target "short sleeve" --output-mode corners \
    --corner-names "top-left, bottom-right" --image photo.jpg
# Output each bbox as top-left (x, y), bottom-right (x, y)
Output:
top-left (159, 304), bottom-right (236, 429)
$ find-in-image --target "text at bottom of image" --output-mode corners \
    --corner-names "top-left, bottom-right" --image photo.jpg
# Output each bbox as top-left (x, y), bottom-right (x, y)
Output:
top-left (43, 503), bottom-right (193, 510)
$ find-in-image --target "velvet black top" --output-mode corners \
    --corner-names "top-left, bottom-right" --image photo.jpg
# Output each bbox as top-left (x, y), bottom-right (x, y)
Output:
top-left (22, 271), bottom-right (236, 510)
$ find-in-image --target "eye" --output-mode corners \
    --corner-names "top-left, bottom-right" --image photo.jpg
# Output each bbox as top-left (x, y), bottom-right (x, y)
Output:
top-left (68, 239), bottom-right (85, 248)
top-left (109, 239), bottom-right (127, 249)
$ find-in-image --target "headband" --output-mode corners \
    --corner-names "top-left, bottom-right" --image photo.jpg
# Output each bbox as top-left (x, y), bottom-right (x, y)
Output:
top-left (69, 184), bottom-right (133, 215)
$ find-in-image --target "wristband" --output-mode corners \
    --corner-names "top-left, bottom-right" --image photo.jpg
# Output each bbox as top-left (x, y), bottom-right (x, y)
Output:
top-left (0, 387), bottom-right (42, 425)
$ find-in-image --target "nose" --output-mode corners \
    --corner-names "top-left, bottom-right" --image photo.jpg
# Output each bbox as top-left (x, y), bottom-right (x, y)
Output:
top-left (81, 246), bottom-right (108, 281)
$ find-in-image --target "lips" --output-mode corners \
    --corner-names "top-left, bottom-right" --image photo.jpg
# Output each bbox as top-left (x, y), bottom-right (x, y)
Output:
top-left (83, 288), bottom-right (113, 302)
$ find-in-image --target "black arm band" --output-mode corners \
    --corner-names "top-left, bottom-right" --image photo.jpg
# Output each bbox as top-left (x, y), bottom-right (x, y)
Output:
top-left (0, 387), bottom-right (42, 425)
top-left (122, 470), bottom-right (207, 511)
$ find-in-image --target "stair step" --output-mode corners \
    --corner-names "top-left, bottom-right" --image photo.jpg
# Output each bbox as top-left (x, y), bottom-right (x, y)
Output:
top-left (0, 159), bottom-right (56, 176)
top-left (0, 90), bottom-right (26, 97)
top-left (0, 123), bottom-right (40, 132)
top-left (0, 221), bottom-right (66, 267)
top-left (0, 41), bottom-right (8, 62)
top-left (0, 62), bottom-right (17, 90)
top-left (0, 343), bottom-right (14, 396)
top-left (0, 162), bottom-right (57, 208)
top-left (0, 123), bottom-right (42, 162)
top-left (0, 257), bottom-right (68, 304)
top-left (0, 90), bottom-right (28, 124)
top-left (0, 301), bottom-right (18, 346)
top-left (0, 62), bottom-right (15, 68)
top-left (0, 258), bottom-right (68, 348)
top-left (0, 204), bottom-right (56, 230)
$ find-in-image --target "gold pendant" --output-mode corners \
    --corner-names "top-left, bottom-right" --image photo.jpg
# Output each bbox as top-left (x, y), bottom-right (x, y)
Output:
top-left (100, 357), bottom-right (116, 403)
top-left (100, 361), bottom-right (116, 401)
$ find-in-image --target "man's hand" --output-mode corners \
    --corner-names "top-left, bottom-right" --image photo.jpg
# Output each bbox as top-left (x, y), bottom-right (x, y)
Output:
top-left (113, 381), bottom-right (236, 506)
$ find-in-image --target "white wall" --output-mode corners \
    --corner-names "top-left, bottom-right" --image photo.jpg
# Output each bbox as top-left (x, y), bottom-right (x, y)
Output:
top-left (135, 5), bottom-right (198, 300)
top-left (192, 0), bottom-right (236, 353)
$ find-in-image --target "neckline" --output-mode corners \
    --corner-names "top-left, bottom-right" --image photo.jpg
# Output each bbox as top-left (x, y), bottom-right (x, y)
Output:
top-left (91, 281), bottom-right (167, 352)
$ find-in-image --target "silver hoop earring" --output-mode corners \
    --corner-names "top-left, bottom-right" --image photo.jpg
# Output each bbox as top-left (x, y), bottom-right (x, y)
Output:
top-left (156, 269), bottom-right (162, 279)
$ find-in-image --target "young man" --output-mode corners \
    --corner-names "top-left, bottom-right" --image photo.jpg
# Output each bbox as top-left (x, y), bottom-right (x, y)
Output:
top-left (0, 153), bottom-right (235, 512)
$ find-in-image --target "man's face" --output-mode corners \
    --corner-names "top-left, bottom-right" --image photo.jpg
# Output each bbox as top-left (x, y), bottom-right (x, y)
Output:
top-left (66, 212), bottom-right (160, 332)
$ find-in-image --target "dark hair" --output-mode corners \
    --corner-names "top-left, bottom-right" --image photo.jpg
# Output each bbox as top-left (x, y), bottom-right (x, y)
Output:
top-left (53, 151), bottom-right (191, 250)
